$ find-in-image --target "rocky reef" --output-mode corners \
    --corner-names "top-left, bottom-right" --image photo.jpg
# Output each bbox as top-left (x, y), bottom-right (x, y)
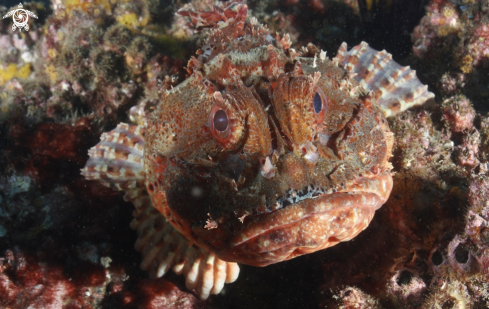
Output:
top-left (412, 0), bottom-right (489, 114)
top-left (0, 0), bottom-right (488, 308)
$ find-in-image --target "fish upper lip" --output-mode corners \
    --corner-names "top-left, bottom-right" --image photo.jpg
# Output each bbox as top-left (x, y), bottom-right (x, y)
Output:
top-left (248, 185), bottom-right (335, 216)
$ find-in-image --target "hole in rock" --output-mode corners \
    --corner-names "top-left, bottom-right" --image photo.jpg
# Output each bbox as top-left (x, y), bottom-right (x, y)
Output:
top-left (396, 270), bottom-right (412, 285)
top-left (454, 244), bottom-right (469, 264)
top-left (441, 299), bottom-right (455, 309)
top-left (480, 227), bottom-right (489, 245)
top-left (431, 250), bottom-right (443, 266)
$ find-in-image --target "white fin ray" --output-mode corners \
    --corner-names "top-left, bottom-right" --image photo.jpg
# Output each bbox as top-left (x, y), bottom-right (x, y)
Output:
top-left (334, 41), bottom-right (435, 117)
top-left (81, 123), bottom-right (146, 190)
top-left (130, 199), bottom-right (240, 300)
top-left (81, 122), bottom-right (239, 300)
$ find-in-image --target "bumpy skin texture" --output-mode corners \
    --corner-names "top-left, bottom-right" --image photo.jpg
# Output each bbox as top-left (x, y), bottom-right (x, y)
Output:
top-left (143, 3), bottom-right (394, 267)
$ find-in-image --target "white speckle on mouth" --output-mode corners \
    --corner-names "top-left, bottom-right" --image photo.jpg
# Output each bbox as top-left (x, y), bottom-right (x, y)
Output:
top-left (205, 213), bottom-right (218, 229)
top-left (191, 186), bottom-right (204, 198)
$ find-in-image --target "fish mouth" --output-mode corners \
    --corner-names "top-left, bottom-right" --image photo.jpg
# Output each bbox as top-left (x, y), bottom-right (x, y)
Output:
top-left (165, 155), bottom-right (392, 267)
top-left (216, 171), bottom-right (393, 267)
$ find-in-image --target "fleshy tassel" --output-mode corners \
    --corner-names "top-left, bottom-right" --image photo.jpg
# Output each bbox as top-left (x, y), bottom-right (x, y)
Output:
top-left (81, 123), bottom-right (239, 300)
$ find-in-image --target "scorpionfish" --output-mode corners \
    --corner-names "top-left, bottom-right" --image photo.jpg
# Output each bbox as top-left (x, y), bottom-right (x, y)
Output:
top-left (82, 2), bottom-right (434, 300)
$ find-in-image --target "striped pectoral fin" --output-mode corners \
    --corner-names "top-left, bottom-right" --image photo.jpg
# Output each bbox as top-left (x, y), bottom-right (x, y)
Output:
top-left (130, 196), bottom-right (240, 300)
top-left (81, 122), bottom-right (240, 299)
top-left (334, 42), bottom-right (435, 117)
top-left (81, 123), bottom-right (146, 190)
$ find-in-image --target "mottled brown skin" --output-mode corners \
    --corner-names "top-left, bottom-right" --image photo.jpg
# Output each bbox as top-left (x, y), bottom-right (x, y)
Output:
top-left (143, 4), bottom-right (393, 267)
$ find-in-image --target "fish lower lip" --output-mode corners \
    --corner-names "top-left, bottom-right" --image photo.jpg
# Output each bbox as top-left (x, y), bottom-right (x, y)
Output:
top-left (232, 190), bottom-right (385, 247)
top-left (236, 171), bottom-right (393, 246)
top-left (222, 192), bottom-right (382, 266)
top-left (219, 171), bottom-right (393, 266)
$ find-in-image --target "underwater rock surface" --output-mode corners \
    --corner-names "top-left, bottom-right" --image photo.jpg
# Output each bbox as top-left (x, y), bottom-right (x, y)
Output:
top-left (0, 0), bottom-right (488, 308)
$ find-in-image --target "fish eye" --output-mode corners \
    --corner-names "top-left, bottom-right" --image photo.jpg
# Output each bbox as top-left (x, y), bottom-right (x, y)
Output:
top-left (313, 88), bottom-right (327, 123)
top-left (213, 109), bottom-right (229, 132)
top-left (209, 104), bottom-right (232, 144)
top-left (313, 92), bottom-right (322, 114)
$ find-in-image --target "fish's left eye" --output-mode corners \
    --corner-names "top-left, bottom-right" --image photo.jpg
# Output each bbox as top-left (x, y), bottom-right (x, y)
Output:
top-left (312, 88), bottom-right (327, 123)
top-left (209, 104), bottom-right (232, 144)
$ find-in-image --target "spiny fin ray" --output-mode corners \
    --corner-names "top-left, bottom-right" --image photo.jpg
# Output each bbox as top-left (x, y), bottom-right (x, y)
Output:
top-left (334, 41), bottom-right (435, 117)
top-left (81, 122), bottom-right (239, 300)
top-left (81, 123), bottom-right (146, 190)
top-left (130, 198), bottom-right (240, 300)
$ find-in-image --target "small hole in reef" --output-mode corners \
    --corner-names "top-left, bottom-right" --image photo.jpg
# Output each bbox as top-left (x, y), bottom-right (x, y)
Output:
top-left (441, 300), bottom-right (455, 309)
top-left (396, 270), bottom-right (412, 286)
top-left (431, 250), bottom-right (443, 266)
top-left (454, 244), bottom-right (469, 264)
top-left (480, 227), bottom-right (489, 245)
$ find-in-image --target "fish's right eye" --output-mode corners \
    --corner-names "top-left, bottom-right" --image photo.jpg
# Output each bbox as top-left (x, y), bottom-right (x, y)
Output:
top-left (213, 109), bottom-right (229, 132)
top-left (209, 104), bottom-right (232, 144)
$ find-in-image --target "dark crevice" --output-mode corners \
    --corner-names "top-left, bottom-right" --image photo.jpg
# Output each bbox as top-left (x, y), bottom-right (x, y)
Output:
top-left (454, 245), bottom-right (469, 264)
top-left (431, 250), bottom-right (443, 266)
top-left (396, 270), bottom-right (413, 286)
